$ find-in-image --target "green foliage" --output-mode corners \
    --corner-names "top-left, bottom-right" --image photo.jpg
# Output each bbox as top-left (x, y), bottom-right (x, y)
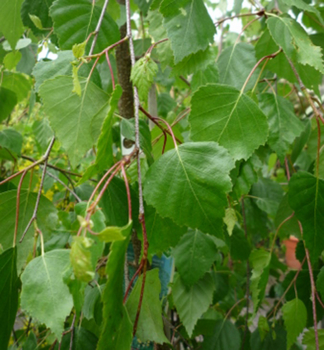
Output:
top-left (282, 298), bottom-right (307, 349)
top-left (189, 84), bottom-right (269, 160)
top-left (131, 54), bottom-right (158, 101)
top-left (126, 269), bottom-right (169, 344)
top-left (144, 142), bottom-right (235, 236)
top-left (20, 250), bottom-right (73, 339)
top-left (0, 248), bottom-right (18, 348)
top-left (173, 272), bottom-right (214, 337)
top-left (0, 0), bottom-right (324, 348)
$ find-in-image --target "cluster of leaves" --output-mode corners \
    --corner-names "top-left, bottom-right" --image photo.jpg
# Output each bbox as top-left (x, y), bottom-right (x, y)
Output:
top-left (0, 0), bottom-right (324, 349)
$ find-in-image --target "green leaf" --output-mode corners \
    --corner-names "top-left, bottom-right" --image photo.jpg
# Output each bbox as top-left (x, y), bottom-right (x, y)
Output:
top-left (32, 118), bottom-right (54, 152)
top-left (0, 87), bottom-right (17, 122)
top-left (0, 190), bottom-right (58, 271)
top-left (202, 319), bottom-right (241, 350)
top-left (50, 0), bottom-right (120, 54)
top-left (250, 249), bottom-right (271, 313)
top-left (0, 248), bottom-right (19, 349)
top-left (143, 204), bottom-right (187, 257)
top-left (173, 272), bottom-right (214, 337)
top-left (0, 0), bottom-right (24, 50)
top-left (223, 208), bottom-right (237, 237)
top-left (70, 236), bottom-right (95, 283)
top-left (143, 142), bottom-right (235, 237)
top-left (97, 225), bottom-right (133, 349)
top-left (189, 84), bottom-right (269, 161)
top-left (250, 323), bottom-right (287, 350)
top-left (251, 177), bottom-right (284, 216)
top-left (316, 266), bottom-right (324, 300)
top-left (147, 10), bottom-right (174, 69)
top-left (260, 93), bottom-right (304, 160)
top-left (120, 118), bottom-right (152, 161)
top-left (39, 76), bottom-right (110, 168)
top-left (17, 43), bottom-right (38, 75)
top-left (171, 48), bottom-right (215, 76)
top-left (72, 65), bottom-right (81, 96)
top-left (21, 0), bottom-right (54, 36)
top-left (217, 43), bottom-right (258, 90)
top-left (275, 194), bottom-right (300, 239)
top-left (302, 329), bottom-right (324, 350)
top-left (1, 71), bottom-right (32, 102)
top-left (72, 41), bottom-right (87, 59)
top-left (0, 128), bottom-right (23, 155)
top-left (255, 29), bottom-right (322, 92)
top-left (98, 220), bottom-right (132, 243)
top-left (4, 51), bottom-right (22, 70)
top-left (157, 93), bottom-right (177, 117)
top-left (59, 327), bottom-right (98, 350)
top-left (29, 14), bottom-right (43, 30)
top-left (281, 0), bottom-right (324, 25)
top-left (126, 269), bottom-right (169, 344)
top-left (229, 226), bottom-right (251, 261)
top-left (131, 54), bottom-right (158, 101)
top-left (191, 64), bottom-right (219, 92)
top-left (172, 229), bottom-right (218, 286)
top-left (63, 267), bottom-right (86, 315)
top-left (258, 316), bottom-right (270, 342)
top-left (134, 0), bottom-right (153, 15)
top-left (79, 85), bottom-right (122, 184)
top-left (289, 172), bottom-right (324, 262)
top-left (33, 51), bottom-right (75, 91)
top-left (282, 298), bottom-right (307, 349)
top-left (159, 0), bottom-right (216, 64)
top-left (20, 250), bottom-right (73, 339)
top-left (232, 156), bottom-right (259, 199)
top-left (267, 16), bottom-right (324, 74)
top-left (100, 177), bottom-right (132, 227)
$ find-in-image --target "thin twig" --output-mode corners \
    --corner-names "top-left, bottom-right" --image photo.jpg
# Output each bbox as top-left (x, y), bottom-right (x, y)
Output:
top-left (139, 106), bottom-right (182, 146)
top-left (299, 218), bottom-right (320, 350)
top-left (69, 313), bottom-right (76, 350)
top-left (88, 0), bottom-right (110, 56)
top-left (241, 49), bottom-right (282, 93)
top-left (215, 10), bottom-right (265, 27)
top-left (13, 170), bottom-right (28, 246)
top-left (21, 155), bottom-right (83, 181)
top-left (19, 137), bottom-right (55, 243)
top-left (41, 166), bottom-right (81, 202)
top-left (268, 256), bottom-right (306, 319)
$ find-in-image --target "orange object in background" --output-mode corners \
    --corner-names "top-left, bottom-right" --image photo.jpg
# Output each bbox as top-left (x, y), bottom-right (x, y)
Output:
top-left (283, 236), bottom-right (302, 270)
